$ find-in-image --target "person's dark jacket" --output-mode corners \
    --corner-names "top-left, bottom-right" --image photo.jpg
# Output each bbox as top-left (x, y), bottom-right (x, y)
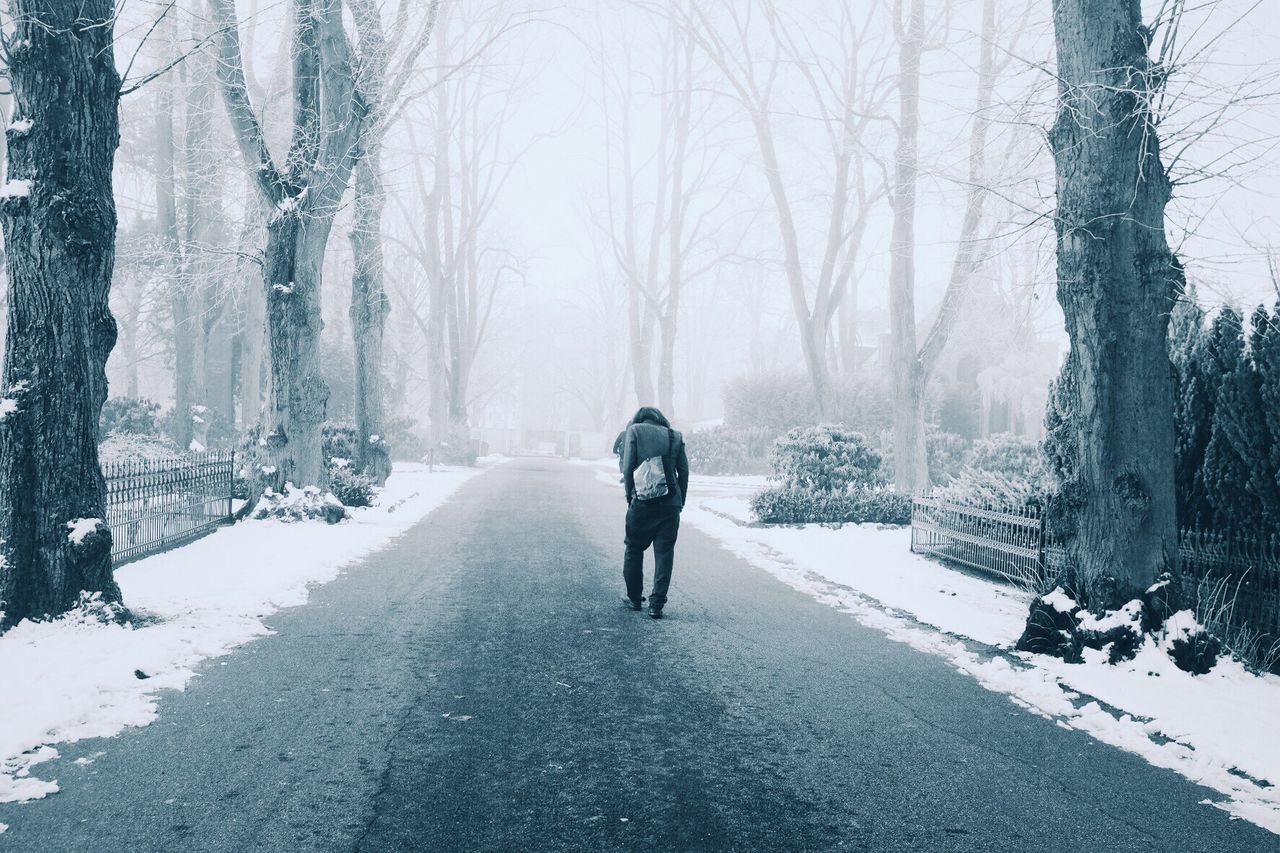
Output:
top-left (621, 422), bottom-right (689, 508)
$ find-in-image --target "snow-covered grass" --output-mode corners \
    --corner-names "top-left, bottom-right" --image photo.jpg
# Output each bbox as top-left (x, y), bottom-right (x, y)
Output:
top-left (0, 461), bottom-right (489, 804)
top-left (669, 469), bottom-right (1280, 836)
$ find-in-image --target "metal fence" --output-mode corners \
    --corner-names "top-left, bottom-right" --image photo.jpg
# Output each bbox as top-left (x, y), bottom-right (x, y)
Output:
top-left (911, 496), bottom-right (1280, 640)
top-left (1177, 529), bottom-right (1280, 641)
top-left (910, 496), bottom-right (1049, 590)
top-left (105, 451), bottom-right (235, 565)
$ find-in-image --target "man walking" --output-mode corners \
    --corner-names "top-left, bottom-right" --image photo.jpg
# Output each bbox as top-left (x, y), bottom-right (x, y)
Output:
top-left (619, 407), bottom-right (689, 619)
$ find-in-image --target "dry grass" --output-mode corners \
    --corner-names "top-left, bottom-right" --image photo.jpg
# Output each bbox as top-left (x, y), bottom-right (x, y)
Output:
top-left (1194, 573), bottom-right (1280, 675)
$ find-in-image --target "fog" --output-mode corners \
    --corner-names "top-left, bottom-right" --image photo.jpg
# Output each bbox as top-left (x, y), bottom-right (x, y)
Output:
top-left (92, 0), bottom-right (1280, 456)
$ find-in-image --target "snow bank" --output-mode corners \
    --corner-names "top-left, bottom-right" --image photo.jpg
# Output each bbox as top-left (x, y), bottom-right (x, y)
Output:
top-left (676, 471), bottom-right (1280, 835)
top-left (0, 462), bottom-right (486, 803)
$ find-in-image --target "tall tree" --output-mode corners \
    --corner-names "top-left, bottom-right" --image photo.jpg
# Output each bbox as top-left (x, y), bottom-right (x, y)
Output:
top-left (1201, 307), bottom-right (1264, 534)
top-left (1254, 304), bottom-right (1280, 532)
top-left (1168, 291), bottom-right (1210, 528)
top-left (1047, 0), bottom-right (1179, 607)
top-left (886, 0), bottom-right (928, 493)
top-left (347, 0), bottom-right (441, 484)
top-left (393, 4), bottom-right (529, 455)
top-left (209, 0), bottom-right (367, 489)
top-left (684, 0), bottom-right (891, 419)
top-left (0, 0), bottom-right (122, 627)
top-left (600, 5), bottom-right (727, 417)
top-left (898, 0), bottom-right (1024, 493)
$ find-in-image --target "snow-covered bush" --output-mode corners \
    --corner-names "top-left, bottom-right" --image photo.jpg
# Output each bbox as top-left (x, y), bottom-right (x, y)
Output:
top-left (98, 396), bottom-right (162, 441)
top-left (252, 484), bottom-right (349, 524)
top-left (386, 415), bottom-right (428, 461)
top-left (329, 466), bottom-right (376, 508)
top-left (935, 468), bottom-right (1043, 508)
top-left (750, 487), bottom-right (911, 526)
top-left (934, 433), bottom-right (1049, 507)
top-left (322, 421), bottom-right (359, 463)
top-left (686, 426), bottom-right (771, 476)
top-left (751, 426), bottom-right (909, 525)
top-left (99, 432), bottom-right (182, 463)
top-left (968, 433), bottom-right (1046, 480)
top-left (769, 425), bottom-right (885, 493)
top-left (1016, 580), bottom-right (1224, 675)
top-left (927, 429), bottom-right (971, 484)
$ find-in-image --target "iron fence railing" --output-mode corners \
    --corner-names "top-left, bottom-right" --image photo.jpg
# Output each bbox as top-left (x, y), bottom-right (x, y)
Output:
top-left (911, 496), bottom-right (1280, 641)
top-left (105, 451), bottom-right (235, 566)
top-left (1177, 529), bottom-right (1280, 642)
top-left (910, 496), bottom-right (1049, 591)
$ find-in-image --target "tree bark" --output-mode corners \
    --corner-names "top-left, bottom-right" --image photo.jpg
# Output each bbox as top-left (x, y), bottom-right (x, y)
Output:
top-left (0, 0), bottom-right (122, 627)
top-left (261, 216), bottom-right (330, 487)
top-left (888, 0), bottom-right (929, 493)
top-left (1048, 0), bottom-right (1179, 606)
top-left (349, 153), bottom-right (392, 483)
top-left (211, 0), bottom-right (366, 489)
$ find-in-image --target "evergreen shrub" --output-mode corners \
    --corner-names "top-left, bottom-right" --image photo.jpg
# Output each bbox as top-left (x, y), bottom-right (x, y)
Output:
top-left (686, 426), bottom-right (772, 476)
top-left (750, 426), bottom-right (910, 525)
top-left (99, 397), bottom-right (162, 441)
top-left (329, 465), bottom-right (377, 508)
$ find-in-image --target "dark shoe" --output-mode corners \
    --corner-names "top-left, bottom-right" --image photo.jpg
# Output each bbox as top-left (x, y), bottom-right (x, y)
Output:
top-left (648, 606), bottom-right (664, 619)
top-left (621, 596), bottom-right (643, 611)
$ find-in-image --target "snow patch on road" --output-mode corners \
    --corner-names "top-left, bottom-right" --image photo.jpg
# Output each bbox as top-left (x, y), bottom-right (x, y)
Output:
top-left (0, 462), bottom-right (487, 804)
top-left (677, 472), bottom-right (1280, 836)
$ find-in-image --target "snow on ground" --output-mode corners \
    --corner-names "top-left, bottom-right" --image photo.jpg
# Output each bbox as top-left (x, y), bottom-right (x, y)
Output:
top-left (0, 461), bottom-right (490, 804)
top-left (656, 467), bottom-right (1280, 835)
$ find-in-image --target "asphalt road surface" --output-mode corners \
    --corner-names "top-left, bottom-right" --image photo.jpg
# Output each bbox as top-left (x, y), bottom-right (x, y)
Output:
top-left (1, 459), bottom-right (1275, 852)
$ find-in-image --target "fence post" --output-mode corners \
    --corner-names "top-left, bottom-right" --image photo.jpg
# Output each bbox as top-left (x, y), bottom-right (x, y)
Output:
top-left (1036, 509), bottom-right (1047, 584)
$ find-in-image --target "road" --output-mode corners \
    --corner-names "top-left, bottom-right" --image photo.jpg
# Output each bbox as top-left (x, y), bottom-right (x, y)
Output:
top-left (1, 459), bottom-right (1274, 852)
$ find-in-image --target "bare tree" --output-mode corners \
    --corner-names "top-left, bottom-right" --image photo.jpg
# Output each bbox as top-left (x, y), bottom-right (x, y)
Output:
top-left (681, 0), bottom-right (892, 418)
top-left (389, 4), bottom-right (531, 457)
top-left (886, 0), bottom-right (930, 492)
top-left (0, 0), bottom-right (123, 627)
top-left (1047, 0), bottom-right (1179, 605)
top-left (209, 0), bottom-right (367, 489)
top-left (346, 0), bottom-right (440, 484)
top-left (890, 0), bottom-right (1025, 493)
top-left (599, 3), bottom-right (738, 418)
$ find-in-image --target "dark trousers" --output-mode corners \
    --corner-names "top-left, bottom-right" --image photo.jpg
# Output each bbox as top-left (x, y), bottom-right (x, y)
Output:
top-left (623, 501), bottom-right (682, 609)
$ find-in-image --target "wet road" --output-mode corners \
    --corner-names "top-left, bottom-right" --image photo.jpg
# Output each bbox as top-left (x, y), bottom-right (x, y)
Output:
top-left (1, 459), bottom-right (1274, 852)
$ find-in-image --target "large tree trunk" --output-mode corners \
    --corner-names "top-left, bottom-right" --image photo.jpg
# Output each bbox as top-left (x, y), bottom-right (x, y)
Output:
top-left (211, 0), bottom-right (365, 489)
top-left (888, 0), bottom-right (929, 493)
top-left (1048, 0), bottom-right (1179, 606)
top-left (350, 153), bottom-right (392, 483)
top-left (0, 0), bottom-right (122, 628)
top-left (261, 216), bottom-right (331, 489)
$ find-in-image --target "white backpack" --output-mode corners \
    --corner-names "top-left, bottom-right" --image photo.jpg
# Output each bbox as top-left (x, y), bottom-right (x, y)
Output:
top-left (633, 429), bottom-right (674, 501)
